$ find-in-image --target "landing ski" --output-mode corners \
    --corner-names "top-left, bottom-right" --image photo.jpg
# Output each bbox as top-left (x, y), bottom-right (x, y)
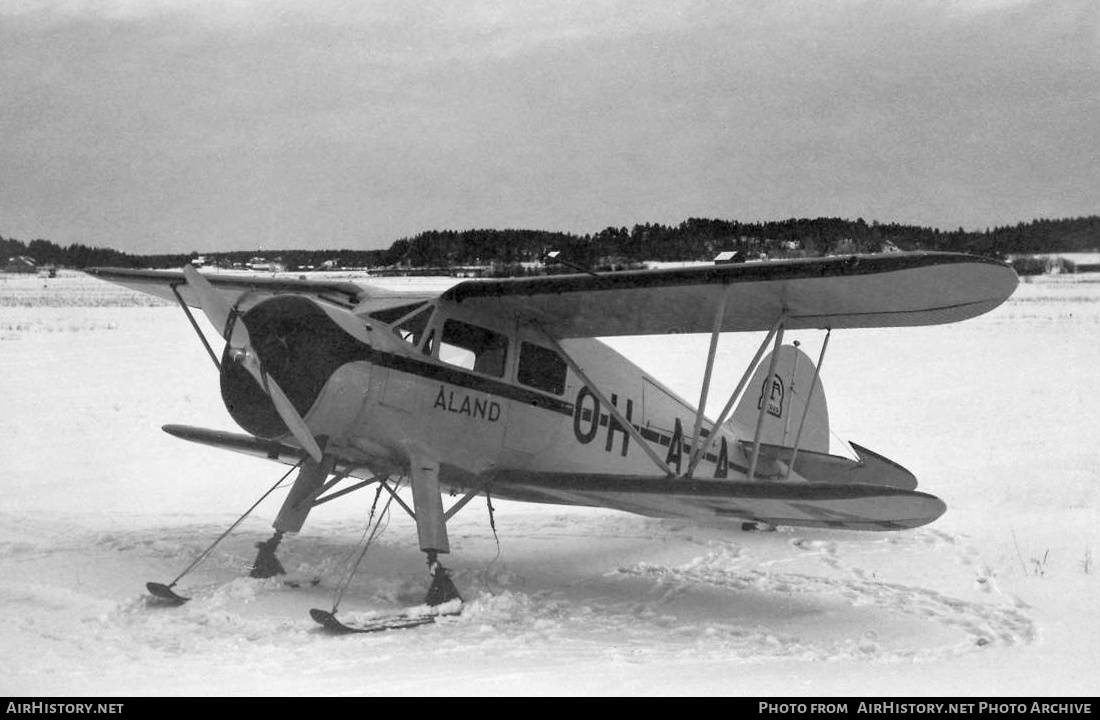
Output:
top-left (283, 577), bottom-right (322, 590)
top-left (310, 606), bottom-right (461, 635)
top-left (146, 582), bottom-right (189, 605)
top-left (145, 576), bottom-right (319, 606)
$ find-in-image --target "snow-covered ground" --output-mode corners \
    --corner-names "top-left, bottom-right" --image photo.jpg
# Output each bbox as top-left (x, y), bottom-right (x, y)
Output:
top-left (0, 269), bottom-right (1096, 697)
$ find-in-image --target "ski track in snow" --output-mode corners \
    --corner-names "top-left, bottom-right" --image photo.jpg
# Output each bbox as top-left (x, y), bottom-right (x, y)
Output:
top-left (615, 543), bottom-right (1034, 662)
top-left (0, 510), bottom-right (1035, 687)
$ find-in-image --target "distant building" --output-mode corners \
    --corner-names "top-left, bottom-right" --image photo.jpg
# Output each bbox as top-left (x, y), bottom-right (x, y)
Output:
top-left (1009, 253), bottom-right (1100, 275)
top-left (4, 256), bottom-right (37, 273)
top-left (715, 250), bottom-right (771, 264)
top-left (248, 257), bottom-right (287, 273)
top-left (714, 251), bottom-right (746, 264)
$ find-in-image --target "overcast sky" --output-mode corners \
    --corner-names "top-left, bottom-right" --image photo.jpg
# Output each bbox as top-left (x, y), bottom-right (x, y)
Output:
top-left (2, 0), bottom-right (1097, 254)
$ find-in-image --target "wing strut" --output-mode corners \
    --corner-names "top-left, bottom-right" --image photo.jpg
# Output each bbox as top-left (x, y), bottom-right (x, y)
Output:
top-left (532, 323), bottom-right (675, 477)
top-left (443, 485), bottom-right (488, 522)
top-left (169, 283), bottom-right (222, 373)
top-left (786, 329), bottom-right (831, 480)
top-left (685, 313), bottom-right (786, 477)
top-left (747, 319), bottom-right (788, 481)
top-left (309, 473), bottom-right (371, 508)
top-left (689, 289), bottom-right (730, 470)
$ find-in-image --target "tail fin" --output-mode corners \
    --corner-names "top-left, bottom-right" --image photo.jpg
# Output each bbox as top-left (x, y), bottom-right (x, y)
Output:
top-left (730, 343), bottom-right (829, 453)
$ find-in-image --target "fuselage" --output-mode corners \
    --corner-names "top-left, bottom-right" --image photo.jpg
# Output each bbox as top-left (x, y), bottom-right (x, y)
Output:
top-left (223, 292), bottom-right (758, 501)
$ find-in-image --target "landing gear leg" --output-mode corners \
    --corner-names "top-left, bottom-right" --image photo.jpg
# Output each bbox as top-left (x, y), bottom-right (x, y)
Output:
top-left (409, 455), bottom-right (463, 607)
top-left (250, 454), bottom-right (334, 578)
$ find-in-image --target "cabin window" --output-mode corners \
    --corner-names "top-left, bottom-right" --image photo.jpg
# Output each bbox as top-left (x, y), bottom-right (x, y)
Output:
top-left (439, 319), bottom-right (508, 377)
top-left (517, 342), bottom-right (567, 395)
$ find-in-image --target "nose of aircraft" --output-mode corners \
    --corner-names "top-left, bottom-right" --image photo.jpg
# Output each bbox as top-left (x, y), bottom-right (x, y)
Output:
top-left (220, 294), bottom-right (374, 441)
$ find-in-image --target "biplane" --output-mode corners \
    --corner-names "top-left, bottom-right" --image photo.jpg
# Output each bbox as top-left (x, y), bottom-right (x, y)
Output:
top-left (88, 251), bottom-right (1017, 631)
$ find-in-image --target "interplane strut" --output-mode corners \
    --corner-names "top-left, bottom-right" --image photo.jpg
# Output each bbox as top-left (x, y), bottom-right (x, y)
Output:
top-left (685, 313), bottom-right (787, 477)
top-left (689, 289), bottom-right (730, 470)
top-left (747, 320), bottom-right (788, 481)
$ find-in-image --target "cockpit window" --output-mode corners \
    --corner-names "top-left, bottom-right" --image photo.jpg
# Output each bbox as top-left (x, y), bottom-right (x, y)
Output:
top-left (517, 342), bottom-right (567, 395)
top-left (393, 307), bottom-right (433, 347)
top-left (368, 301), bottom-right (427, 325)
top-left (439, 319), bottom-right (508, 377)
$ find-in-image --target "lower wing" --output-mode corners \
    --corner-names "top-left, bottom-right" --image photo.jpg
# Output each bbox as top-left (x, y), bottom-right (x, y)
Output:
top-left (486, 470), bottom-right (945, 531)
top-left (164, 425), bottom-right (943, 531)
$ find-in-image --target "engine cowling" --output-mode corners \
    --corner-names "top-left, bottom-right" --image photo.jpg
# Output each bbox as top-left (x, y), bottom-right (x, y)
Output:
top-left (220, 295), bottom-right (373, 440)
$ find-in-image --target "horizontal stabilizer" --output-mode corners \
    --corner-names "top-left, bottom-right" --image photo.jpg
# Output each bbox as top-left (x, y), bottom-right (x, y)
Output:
top-left (740, 441), bottom-right (918, 490)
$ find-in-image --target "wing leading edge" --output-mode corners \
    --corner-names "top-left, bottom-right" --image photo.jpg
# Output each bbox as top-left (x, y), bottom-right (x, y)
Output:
top-left (85, 267), bottom-right (371, 311)
top-left (162, 424), bottom-right (379, 479)
top-left (441, 251), bottom-right (1018, 337)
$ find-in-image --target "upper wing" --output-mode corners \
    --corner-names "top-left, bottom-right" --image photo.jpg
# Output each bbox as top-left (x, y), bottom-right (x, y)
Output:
top-left (85, 267), bottom-right (372, 311)
top-left (440, 252), bottom-right (1018, 337)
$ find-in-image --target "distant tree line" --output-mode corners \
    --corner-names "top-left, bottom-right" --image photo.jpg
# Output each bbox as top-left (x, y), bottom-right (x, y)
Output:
top-left (3, 215), bottom-right (1098, 273)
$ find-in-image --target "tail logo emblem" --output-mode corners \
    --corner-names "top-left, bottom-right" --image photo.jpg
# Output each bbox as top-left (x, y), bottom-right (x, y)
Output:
top-left (757, 374), bottom-right (785, 418)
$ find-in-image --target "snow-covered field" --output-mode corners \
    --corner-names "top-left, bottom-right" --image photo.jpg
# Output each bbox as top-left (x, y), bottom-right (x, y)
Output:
top-left (0, 269), bottom-right (1096, 697)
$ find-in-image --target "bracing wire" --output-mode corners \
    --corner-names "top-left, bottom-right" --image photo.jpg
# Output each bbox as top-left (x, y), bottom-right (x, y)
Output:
top-left (329, 478), bottom-right (398, 614)
top-left (335, 482), bottom-right (385, 570)
top-left (168, 459), bottom-right (303, 588)
top-left (480, 489), bottom-right (503, 595)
